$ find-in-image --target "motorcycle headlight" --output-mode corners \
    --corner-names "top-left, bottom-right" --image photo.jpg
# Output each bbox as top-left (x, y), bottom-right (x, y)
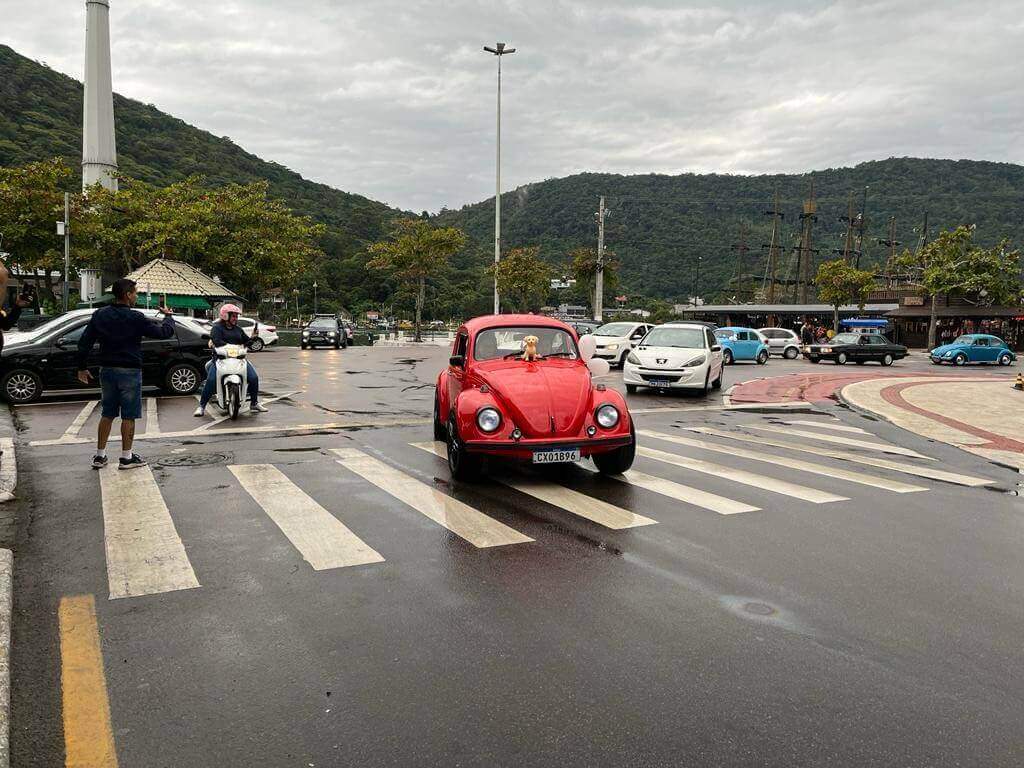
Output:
top-left (328, 331), bottom-right (336, 336)
top-left (595, 404), bottom-right (620, 429)
top-left (684, 354), bottom-right (707, 367)
top-left (476, 407), bottom-right (502, 433)
top-left (626, 352), bottom-right (641, 365)
top-left (605, 344), bottom-right (619, 351)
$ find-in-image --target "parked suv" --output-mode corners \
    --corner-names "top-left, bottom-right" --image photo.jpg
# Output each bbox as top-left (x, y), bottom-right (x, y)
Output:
top-left (758, 327), bottom-right (801, 359)
top-left (0, 309), bottom-right (208, 404)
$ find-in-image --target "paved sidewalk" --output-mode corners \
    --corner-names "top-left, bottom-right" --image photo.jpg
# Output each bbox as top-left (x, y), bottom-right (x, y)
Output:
top-left (841, 377), bottom-right (1024, 470)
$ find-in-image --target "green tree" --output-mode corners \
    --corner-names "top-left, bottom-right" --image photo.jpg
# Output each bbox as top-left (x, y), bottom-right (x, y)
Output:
top-left (814, 259), bottom-right (876, 331)
top-left (490, 246), bottom-right (553, 313)
top-left (0, 158), bottom-right (98, 302)
top-left (895, 225), bottom-right (1022, 348)
top-left (367, 218), bottom-right (467, 342)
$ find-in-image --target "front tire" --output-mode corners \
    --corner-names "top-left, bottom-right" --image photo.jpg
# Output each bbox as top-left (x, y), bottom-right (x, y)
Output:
top-left (433, 392), bottom-right (447, 441)
top-left (593, 426), bottom-right (636, 475)
top-left (784, 346), bottom-right (798, 359)
top-left (712, 366), bottom-right (722, 389)
top-left (625, 384), bottom-right (638, 394)
top-left (227, 382), bottom-right (241, 420)
top-left (249, 338), bottom-right (265, 352)
top-left (2, 369), bottom-right (42, 404)
top-left (165, 363), bottom-right (200, 395)
top-left (953, 353), bottom-right (967, 366)
top-left (999, 353), bottom-right (1012, 366)
top-left (723, 349), bottom-right (733, 365)
top-left (881, 353), bottom-right (894, 366)
top-left (446, 419), bottom-right (480, 481)
top-left (809, 357), bottom-right (820, 364)
top-left (836, 352), bottom-right (848, 365)
top-left (756, 350), bottom-right (769, 365)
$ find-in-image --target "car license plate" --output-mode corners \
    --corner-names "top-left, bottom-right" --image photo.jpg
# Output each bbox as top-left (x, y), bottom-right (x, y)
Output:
top-left (532, 448), bottom-right (581, 464)
top-left (648, 379), bottom-right (671, 388)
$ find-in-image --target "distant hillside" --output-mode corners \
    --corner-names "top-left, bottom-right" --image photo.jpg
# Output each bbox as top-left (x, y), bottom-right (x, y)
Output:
top-left (439, 159), bottom-right (1024, 302)
top-left (0, 43), bottom-right (404, 310)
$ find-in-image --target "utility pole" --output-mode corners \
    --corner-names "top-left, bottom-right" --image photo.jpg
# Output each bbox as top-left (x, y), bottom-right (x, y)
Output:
top-left (57, 192), bottom-right (70, 312)
top-left (593, 195), bottom-right (607, 321)
top-left (760, 190), bottom-right (784, 303)
top-left (731, 223), bottom-right (751, 301)
top-left (854, 185), bottom-right (869, 268)
top-left (835, 191), bottom-right (861, 265)
top-left (483, 43), bottom-right (515, 314)
top-left (692, 255), bottom-right (702, 307)
top-left (794, 179), bottom-right (818, 303)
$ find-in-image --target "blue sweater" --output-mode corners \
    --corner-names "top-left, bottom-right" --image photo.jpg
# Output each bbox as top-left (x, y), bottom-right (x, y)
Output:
top-left (77, 304), bottom-right (176, 371)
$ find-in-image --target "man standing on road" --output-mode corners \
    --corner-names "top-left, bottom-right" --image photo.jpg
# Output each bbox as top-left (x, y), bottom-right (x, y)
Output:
top-left (76, 278), bottom-right (175, 470)
top-left (0, 261), bottom-right (33, 354)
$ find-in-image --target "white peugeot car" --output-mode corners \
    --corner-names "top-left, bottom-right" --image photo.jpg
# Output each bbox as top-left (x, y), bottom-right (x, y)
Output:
top-left (758, 327), bottom-right (801, 359)
top-left (622, 323), bottom-right (725, 395)
top-left (591, 321), bottom-right (655, 367)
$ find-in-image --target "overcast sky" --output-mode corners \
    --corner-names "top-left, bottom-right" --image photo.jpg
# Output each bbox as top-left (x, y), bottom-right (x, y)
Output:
top-left (5, 0), bottom-right (1023, 211)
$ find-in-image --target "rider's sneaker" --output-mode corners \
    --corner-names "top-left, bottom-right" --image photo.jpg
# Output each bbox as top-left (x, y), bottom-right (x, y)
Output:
top-left (193, 405), bottom-right (205, 417)
top-left (118, 454), bottom-right (148, 471)
top-left (249, 402), bottom-right (268, 413)
top-left (91, 454), bottom-right (108, 470)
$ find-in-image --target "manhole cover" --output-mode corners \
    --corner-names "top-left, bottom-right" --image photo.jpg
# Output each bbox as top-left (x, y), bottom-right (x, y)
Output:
top-left (742, 602), bottom-right (776, 616)
top-left (157, 454), bottom-right (228, 468)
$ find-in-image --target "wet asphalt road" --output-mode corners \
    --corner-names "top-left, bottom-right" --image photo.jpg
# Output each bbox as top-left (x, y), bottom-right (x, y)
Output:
top-left (9, 345), bottom-right (1024, 767)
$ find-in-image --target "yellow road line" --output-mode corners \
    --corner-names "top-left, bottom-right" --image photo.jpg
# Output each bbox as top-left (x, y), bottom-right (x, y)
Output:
top-left (59, 594), bottom-right (118, 768)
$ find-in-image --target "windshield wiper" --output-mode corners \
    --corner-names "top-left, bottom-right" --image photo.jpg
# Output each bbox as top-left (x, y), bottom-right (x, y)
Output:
top-left (541, 351), bottom-right (575, 358)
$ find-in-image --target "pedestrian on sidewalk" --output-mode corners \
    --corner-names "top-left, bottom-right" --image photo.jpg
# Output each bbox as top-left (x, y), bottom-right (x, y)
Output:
top-left (76, 278), bottom-right (175, 470)
top-left (0, 261), bottom-right (33, 355)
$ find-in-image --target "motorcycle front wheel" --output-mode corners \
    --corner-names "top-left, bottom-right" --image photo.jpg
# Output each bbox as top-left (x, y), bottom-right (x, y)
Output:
top-left (227, 382), bottom-right (241, 420)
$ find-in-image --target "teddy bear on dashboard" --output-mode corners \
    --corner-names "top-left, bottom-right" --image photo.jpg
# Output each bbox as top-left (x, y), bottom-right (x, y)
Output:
top-left (522, 335), bottom-right (540, 362)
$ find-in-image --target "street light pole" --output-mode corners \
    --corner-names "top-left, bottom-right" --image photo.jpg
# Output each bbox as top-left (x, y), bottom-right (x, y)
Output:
top-left (313, 280), bottom-right (318, 314)
top-left (484, 42), bottom-right (515, 315)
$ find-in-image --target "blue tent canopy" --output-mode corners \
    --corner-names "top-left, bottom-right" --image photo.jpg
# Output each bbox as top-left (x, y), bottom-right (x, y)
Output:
top-left (840, 318), bottom-right (889, 328)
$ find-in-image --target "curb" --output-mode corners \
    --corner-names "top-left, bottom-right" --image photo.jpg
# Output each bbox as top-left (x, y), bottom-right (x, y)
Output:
top-left (0, 439), bottom-right (15, 504)
top-left (725, 401), bottom-right (821, 414)
top-left (0, 548), bottom-right (11, 768)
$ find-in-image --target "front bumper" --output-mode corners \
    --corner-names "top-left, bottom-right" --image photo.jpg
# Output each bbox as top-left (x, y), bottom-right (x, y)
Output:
top-left (463, 434), bottom-right (632, 460)
top-left (623, 361), bottom-right (709, 389)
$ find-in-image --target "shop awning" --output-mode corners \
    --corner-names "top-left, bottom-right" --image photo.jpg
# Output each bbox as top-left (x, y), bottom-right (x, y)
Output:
top-left (78, 294), bottom-right (213, 310)
top-left (887, 305), bottom-right (1023, 318)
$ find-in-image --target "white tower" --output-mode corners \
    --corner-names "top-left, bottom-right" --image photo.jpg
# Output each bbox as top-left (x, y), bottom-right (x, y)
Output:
top-left (82, 0), bottom-right (118, 191)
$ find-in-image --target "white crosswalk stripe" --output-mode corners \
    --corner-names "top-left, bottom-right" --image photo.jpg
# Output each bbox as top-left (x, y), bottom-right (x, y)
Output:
top-left (637, 446), bottom-right (848, 504)
top-left (781, 420), bottom-right (871, 435)
top-left (100, 465), bottom-right (200, 600)
top-left (576, 463), bottom-right (759, 515)
top-left (638, 430), bottom-right (927, 494)
top-left (411, 442), bottom-right (657, 529)
top-left (687, 427), bottom-right (993, 487)
top-left (749, 425), bottom-right (931, 459)
top-left (62, 400), bottom-right (98, 440)
top-left (332, 447), bottom-right (533, 548)
top-left (229, 464), bottom-right (385, 570)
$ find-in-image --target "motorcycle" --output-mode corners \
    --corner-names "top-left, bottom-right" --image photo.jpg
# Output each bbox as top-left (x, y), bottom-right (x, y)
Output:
top-left (211, 343), bottom-right (249, 420)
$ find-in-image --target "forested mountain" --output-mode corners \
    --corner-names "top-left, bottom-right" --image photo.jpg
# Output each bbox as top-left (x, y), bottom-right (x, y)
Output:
top-left (439, 160), bottom-right (1024, 303)
top-left (3, 43), bottom-right (1023, 314)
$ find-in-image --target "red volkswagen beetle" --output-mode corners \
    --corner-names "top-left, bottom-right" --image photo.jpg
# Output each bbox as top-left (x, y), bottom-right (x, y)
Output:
top-left (434, 315), bottom-right (636, 480)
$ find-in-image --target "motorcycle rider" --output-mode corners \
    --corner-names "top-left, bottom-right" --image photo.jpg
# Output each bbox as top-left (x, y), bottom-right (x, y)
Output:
top-left (193, 304), bottom-right (268, 416)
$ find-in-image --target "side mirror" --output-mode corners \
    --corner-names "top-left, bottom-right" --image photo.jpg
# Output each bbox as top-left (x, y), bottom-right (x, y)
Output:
top-left (711, 345), bottom-right (722, 352)
top-left (55, 338), bottom-right (68, 348)
top-left (449, 354), bottom-right (465, 368)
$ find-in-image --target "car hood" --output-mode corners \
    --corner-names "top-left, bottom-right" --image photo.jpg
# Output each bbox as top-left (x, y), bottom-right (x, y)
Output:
top-left (929, 343), bottom-right (965, 355)
top-left (593, 335), bottom-right (628, 346)
top-left (631, 346), bottom-right (707, 368)
top-left (474, 359), bottom-right (592, 437)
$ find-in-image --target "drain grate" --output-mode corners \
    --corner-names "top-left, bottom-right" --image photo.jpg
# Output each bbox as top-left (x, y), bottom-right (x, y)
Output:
top-left (157, 453), bottom-right (228, 468)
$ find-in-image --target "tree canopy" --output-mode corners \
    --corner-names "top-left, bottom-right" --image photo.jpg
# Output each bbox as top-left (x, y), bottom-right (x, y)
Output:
top-left (490, 247), bottom-right (553, 313)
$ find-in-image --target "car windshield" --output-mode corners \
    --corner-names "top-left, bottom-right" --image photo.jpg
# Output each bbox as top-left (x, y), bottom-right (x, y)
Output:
top-left (473, 326), bottom-right (579, 361)
top-left (642, 327), bottom-right (706, 348)
top-left (714, 329), bottom-right (736, 339)
top-left (831, 334), bottom-right (860, 344)
top-left (18, 313), bottom-right (87, 342)
top-left (594, 322), bottom-right (635, 337)
top-left (952, 335), bottom-right (974, 345)
top-left (308, 318), bottom-right (335, 329)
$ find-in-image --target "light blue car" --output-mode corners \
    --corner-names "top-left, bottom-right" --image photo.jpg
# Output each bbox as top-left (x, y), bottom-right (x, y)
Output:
top-left (714, 326), bottom-right (770, 365)
top-left (930, 334), bottom-right (1017, 366)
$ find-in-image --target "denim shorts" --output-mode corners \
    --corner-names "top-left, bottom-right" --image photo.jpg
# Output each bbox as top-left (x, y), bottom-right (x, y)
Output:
top-left (99, 367), bottom-right (143, 420)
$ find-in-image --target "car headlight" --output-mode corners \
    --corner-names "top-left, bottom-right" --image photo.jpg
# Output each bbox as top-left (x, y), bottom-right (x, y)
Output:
top-left (683, 354), bottom-right (707, 367)
top-left (328, 331), bottom-right (336, 336)
top-left (821, 347), bottom-right (832, 353)
top-left (626, 352), bottom-right (640, 365)
top-left (943, 351), bottom-right (953, 357)
top-left (476, 407), bottom-right (502, 433)
top-left (605, 344), bottom-right (619, 351)
top-left (595, 404), bottom-right (620, 429)
top-left (302, 331), bottom-right (310, 337)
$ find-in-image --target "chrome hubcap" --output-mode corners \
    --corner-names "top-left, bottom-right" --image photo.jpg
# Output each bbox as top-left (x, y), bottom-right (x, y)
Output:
top-left (6, 374), bottom-right (36, 400)
top-left (171, 368), bottom-right (197, 391)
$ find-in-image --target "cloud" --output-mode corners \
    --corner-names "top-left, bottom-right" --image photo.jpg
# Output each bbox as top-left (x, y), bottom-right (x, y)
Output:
top-left (3, 0), bottom-right (1023, 211)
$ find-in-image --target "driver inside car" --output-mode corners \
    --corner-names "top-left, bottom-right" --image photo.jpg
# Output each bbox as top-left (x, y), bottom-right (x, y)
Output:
top-left (193, 304), bottom-right (267, 416)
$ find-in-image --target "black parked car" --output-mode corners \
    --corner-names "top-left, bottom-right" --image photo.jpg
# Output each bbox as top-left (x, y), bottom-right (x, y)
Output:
top-left (301, 316), bottom-right (346, 349)
top-left (802, 332), bottom-right (908, 366)
top-left (0, 309), bottom-right (210, 404)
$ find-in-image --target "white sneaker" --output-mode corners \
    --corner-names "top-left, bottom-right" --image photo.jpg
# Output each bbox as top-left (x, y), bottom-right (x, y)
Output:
top-left (250, 402), bottom-right (268, 413)
top-left (193, 406), bottom-right (205, 417)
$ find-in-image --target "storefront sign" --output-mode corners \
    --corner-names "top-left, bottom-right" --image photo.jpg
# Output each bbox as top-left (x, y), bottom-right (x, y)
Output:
top-left (902, 296), bottom-right (925, 306)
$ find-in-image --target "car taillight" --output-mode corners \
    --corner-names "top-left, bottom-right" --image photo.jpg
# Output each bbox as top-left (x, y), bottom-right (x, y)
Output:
top-left (265, 326), bottom-right (276, 332)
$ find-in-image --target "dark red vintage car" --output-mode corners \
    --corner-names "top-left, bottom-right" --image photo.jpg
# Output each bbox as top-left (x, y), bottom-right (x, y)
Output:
top-left (434, 315), bottom-right (636, 480)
